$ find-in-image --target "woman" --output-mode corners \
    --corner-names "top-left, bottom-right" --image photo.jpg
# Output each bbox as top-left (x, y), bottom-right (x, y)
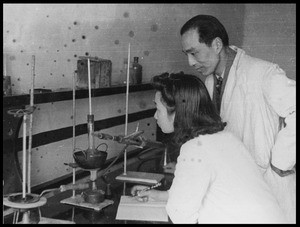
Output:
top-left (131, 72), bottom-right (287, 224)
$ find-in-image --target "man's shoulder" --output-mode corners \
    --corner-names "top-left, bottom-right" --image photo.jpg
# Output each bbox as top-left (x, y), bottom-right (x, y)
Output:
top-left (240, 52), bottom-right (274, 69)
top-left (237, 53), bottom-right (279, 81)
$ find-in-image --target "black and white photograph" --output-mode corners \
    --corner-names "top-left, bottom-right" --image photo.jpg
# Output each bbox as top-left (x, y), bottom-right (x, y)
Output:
top-left (3, 3), bottom-right (295, 224)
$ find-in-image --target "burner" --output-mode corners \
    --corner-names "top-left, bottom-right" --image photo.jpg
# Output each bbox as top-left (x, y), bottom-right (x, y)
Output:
top-left (82, 189), bottom-right (105, 204)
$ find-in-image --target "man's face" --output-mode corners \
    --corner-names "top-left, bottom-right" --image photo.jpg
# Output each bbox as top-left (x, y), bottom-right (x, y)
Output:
top-left (181, 29), bottom-right (220, 77)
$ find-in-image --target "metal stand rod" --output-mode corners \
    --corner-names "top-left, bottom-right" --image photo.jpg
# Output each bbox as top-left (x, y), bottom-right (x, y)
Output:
top-left (22, 114), bottom-right (27, 199)
top-left (124, 43), bottom-right (131, 176)
top-left (22, 211), bottom-right (30, 224)
top-left (71, 207), bottom-right (75, 223)
top-left (90, 170), bottom-right (97, 190)
top-left (12, 210), bottom-right (17, 224)
top-left (87, 58), bottom-right (92, 115)
top-left (123, 182), bottom-right (126, 196)
top-left (72, 71), bottom-right (76, 198)
top-left (27, 55), bottom-right (35, 193)
top-left (87, 115), bottom-right (95, 151)
top-left (87, 58), bottom-right (95, 151)
top-left (125, 43), bottom-right (130, 136)
top-left (15, 210), bottom-right (19, 224)
top-left (122, 43), bottom-right (131, 196)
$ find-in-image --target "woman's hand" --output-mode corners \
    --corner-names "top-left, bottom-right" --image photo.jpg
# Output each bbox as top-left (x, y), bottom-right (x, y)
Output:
top-left (131, 185), bottom-right (152, 202)
top-left (131, 185), bottom-right (166, 202)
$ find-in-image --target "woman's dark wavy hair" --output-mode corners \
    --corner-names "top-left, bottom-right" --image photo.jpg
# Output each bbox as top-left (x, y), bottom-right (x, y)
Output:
top-left (180, 14), bottom-right (229, 47)
top-left (152, 72), bottom-right (226, 147)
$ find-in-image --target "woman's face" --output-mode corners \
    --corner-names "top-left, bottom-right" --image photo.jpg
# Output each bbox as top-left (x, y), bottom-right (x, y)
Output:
top-left (153, 91), bottom-right (175, 133)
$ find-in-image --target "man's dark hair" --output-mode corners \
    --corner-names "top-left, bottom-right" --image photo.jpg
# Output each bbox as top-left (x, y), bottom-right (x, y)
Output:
top-left (180, 15), bottom-right (229, 47)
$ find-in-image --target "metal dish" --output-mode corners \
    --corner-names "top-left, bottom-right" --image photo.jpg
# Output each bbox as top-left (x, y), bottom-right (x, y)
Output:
top-left (73, 149), bottom-right (107, 170)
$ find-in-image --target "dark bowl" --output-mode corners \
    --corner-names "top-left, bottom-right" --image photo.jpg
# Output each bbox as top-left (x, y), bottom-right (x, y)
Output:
top-left (82, 189), bottom-right (105, 204)
top-left (73, 149), bottom-right (107, 170)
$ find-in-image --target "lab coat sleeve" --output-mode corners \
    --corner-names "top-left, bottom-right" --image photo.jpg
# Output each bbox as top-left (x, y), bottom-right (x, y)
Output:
top-left (166, 140), bottom-right (212, 223)
top-left (262, 65), bottom-right (296, 171)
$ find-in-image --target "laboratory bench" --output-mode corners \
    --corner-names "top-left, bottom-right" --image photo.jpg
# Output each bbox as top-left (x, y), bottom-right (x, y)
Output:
top-left (3, 83), bottom-right (173, 224)
top-left (3, 170), bottom-right (174, 224)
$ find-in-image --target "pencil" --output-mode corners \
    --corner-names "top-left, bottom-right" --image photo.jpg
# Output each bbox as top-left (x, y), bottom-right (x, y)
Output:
top-left (134, 182), bottom-right (162, 196)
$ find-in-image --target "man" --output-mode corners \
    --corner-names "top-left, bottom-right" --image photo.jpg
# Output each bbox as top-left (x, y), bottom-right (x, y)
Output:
top-left (178, 14), bottom-right (295, 223)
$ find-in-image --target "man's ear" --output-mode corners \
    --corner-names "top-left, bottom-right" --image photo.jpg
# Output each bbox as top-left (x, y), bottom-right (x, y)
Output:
top-left (212, 37), bottom-right (223, 54)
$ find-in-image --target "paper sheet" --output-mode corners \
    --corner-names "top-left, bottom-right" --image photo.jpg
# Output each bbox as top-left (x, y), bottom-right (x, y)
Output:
top-left (116, 195), bottom-right (168, 222)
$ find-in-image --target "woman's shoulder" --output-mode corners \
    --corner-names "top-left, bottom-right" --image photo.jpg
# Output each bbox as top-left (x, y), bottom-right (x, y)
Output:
top-left (182, 136), bottom-right (204, 149)
top-left (178, 138), bottom-right (209, 164)
top-left (182, 131), bottom-right (242, 151)
top-left (180, 133), bottom-right (225, 156)
top-left (180, 137), bottom-right (206, 158)
top-left (194, 131), bottom-right (239, 143)
top-left (178, 131), bottom-right (244, 165)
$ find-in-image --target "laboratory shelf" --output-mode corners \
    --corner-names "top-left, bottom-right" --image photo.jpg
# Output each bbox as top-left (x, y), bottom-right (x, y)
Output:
top-left (3, 83), bottom-right (153, 108)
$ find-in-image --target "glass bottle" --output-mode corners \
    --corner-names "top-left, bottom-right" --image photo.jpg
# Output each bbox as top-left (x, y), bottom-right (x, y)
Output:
top-left (132, 57), bottom-right (142, 84)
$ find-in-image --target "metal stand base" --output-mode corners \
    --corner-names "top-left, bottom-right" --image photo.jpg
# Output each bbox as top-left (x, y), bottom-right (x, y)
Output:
top-left (60, 195), bottom-right (114, 212)
top-left (3, 193), bottom-right (47, 224)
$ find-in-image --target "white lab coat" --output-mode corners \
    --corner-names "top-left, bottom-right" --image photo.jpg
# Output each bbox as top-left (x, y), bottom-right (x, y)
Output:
top-left (166, 132), bottom-right (287, 224)
top-left (205, 46), bottom-right (296, 223)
